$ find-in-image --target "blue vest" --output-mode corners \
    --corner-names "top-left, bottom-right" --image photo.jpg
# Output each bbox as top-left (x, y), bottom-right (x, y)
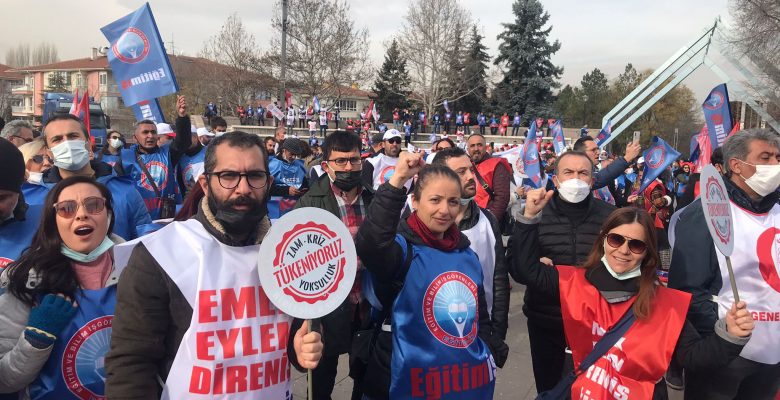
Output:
top-left (0, 204), bottom-right (42, 294)
top-left (28, 286), bottom-right (116, 400)
top-left (178, 146), bottom-right (207, 189)
top-left (478, 115), bottom-right (486, 125)
top-left (456, 114), bottom-right (464, 124)
top-left (513, 116), bottom-right (521, 125)
top-left (98, 153), bottom-right (123, 171)
top-left (269, 158), bottom-right (306, 189)
top-left (121, 144), bottom-right (181, 220)
top-left (22, 175), bottom-right (151, 241)
top-left (390, 235), bottom-right (496, 399)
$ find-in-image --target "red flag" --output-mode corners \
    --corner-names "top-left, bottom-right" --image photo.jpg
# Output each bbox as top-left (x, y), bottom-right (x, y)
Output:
top-left (728, 122), bottom-right (741, 138)
top-left (78, 90), bottom-right (91, 135)
top-left (695, 124), bottom-right (710, 172)
top-left (69, 89), bottom-right (79, 115)
top-left (365, 100), bottom-right (375, 122)
top-left (285, 90), bottom-right (292, 110)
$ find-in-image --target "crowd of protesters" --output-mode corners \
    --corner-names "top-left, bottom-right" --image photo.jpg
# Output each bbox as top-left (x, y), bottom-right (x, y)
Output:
top-left (0, 94), bottom-right (776, 400)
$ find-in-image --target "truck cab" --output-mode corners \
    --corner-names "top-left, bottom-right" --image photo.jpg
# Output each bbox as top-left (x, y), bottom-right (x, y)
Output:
top-left (42, 93), bottom-right (110, 150)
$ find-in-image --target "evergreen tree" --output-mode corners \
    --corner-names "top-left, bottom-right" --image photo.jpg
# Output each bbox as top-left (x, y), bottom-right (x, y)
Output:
top-left (372, 39), bottom-right (411, 118)
top-left (493, 0), bottom-right (562, 120)
top-left (442, 27), bottom-right (466, 113)
top-left (580, 68), bottom-right (610, 128)
top-left (459, 25), bottom-right (491, 115)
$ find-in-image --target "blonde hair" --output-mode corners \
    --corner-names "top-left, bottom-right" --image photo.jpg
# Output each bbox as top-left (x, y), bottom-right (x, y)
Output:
top-left (17, 137), bottom-right (46, 166)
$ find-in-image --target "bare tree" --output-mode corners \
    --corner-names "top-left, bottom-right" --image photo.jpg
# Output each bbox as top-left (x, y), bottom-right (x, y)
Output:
top-left (5, 43), bottom-right (31, 67)
top-left (199, 13), bottom-right (272, 113)
top-left (727, 0), bottom-right (780, 121)
top-left (266, 0), bottom-right (371, 108)
top-left (396, 0), bottom-right (479, 115)
top-left (32, 42), bottom-right (59, 66)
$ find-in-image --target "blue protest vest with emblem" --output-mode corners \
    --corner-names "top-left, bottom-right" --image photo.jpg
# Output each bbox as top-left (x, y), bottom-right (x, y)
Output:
top-left (269, 157), bottom-right (306, 189)
top-left (0, 204), bottom-right (42, 294)
top-left (390, 235), bottom-right (496, 399)
top-left (178, 145), bottom-right (207, 188)
top-left (121, 143), bottom-right (181, 220)
top-left (28, 286), bottom-right (116, 400)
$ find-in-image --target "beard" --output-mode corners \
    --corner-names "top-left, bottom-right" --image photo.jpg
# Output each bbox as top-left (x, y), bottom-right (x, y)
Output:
top-left (207, 186), bottom-right (268, 236)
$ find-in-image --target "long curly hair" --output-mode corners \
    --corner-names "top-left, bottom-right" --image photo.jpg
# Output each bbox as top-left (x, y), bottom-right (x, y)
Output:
top-left (5, 176), bottom-right (114, 306)
top-left (580, 207), bottom-right (660, 320)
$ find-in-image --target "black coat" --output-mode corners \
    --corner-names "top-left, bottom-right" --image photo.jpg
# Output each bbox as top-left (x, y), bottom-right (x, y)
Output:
top-left (511, 194), bottom-right (615, 326)
top-left (289, 174), bottom-right (373, 357)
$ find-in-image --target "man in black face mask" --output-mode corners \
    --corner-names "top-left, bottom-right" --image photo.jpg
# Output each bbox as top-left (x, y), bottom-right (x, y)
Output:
top-left (106, 131), bottom-right (324, 398)
top-left (290, 130), bottom-right (373, 399)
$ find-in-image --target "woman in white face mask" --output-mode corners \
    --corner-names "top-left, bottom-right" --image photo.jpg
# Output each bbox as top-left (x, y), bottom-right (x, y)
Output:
top-left (0, 176), bottom-right (124, 397)
top-left (17, 137), bottom-right (53, 184)
top-left (97, 130), bottom-right (126, 176)
top-left (510, 202), bottom-right (755, 398)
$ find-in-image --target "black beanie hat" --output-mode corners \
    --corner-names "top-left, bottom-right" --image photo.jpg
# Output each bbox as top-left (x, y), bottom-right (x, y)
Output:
top-left (0, 138), bottom-right (24, 194)
top-left (282, 138), bottom-right (304, 155)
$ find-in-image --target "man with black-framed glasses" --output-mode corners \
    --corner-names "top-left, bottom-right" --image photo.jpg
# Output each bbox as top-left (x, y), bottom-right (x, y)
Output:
top-left (107, 131), bottom-right (324, 399)
top-left (362, 129), bottom-right (412, 193)
top-left (0, 120), bottom-right (34, 148)
top-left (291, 130), bottom-right (373, 399)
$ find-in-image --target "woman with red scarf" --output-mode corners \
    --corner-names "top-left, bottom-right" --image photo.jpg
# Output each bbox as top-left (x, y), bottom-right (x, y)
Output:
top-left (511, 189), bottom-right (755, 399)
top-left (355, 153), bottom-right (507, 400)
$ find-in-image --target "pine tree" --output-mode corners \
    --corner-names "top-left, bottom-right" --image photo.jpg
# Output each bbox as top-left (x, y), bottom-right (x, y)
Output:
top-left (442, 27), bottom-right (466, 112)
top-left (493, 0), bottom-right (562, 120)
top-left (459, 25), bottom-right (491, 115)
top-left (372, 39), bottom-right (411, 118)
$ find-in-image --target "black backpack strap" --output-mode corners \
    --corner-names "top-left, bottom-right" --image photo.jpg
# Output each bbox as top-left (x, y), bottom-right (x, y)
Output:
top-left (472, 165), bottom-right (494, 200)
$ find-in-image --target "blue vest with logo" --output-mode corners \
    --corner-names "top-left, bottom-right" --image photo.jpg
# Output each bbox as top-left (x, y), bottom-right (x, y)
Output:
top-left (178, 146), bottom-right (207, 189)
top-left (0, 204), bottom-right (42, 294)
top-left (269, 158), bottom-right (306, 189)
top-left (28, 286), bottom-right (116, 400)
top-left (121, 144), bottom-right (181, 220)
top-left (390, 235), bottom-right (496, 399)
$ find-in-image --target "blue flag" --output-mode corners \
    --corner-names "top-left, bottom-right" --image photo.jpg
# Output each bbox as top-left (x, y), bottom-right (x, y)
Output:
top-left (551, 120), bottom-right (566, 155)
top-left (131, 98), bottom-right (166, 123)
top-left (523, 118), bottom-right (542, 188)
top-left (313, 96), bottom-right (320, 113)
top-left (689, 132), bottom-right (701, 163)
top-left (639, 136), bottom-right (681, 193)
top-left (702, 83), bottom-right (732, 150)
top-left (101, 3), bottom-right (178, 106)
top-left (595, 119), bottom-right (612, 146)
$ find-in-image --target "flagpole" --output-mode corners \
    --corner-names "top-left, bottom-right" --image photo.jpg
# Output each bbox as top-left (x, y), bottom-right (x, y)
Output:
top-left (279, 0), bottom-right (288, 109)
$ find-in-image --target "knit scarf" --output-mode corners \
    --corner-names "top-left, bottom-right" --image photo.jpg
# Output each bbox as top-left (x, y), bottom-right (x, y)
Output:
top-left (405, 212), bottom-right (460, 252)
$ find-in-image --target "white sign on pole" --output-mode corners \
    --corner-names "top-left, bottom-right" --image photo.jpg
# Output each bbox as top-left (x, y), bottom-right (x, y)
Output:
top-left (257, 207), bottom-right (357, 320)
top-left (700, 164), bottom-right (734, 257)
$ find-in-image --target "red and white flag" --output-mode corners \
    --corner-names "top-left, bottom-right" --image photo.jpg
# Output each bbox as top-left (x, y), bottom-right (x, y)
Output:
top-left (69, 89), bottom-right (80, 115)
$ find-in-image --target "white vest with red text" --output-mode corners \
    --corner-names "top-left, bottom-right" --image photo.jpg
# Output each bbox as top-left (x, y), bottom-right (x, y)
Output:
top-left (713, 202), bottom-right (780, 364)
top-left (141, 219), bottom-right (293, 399)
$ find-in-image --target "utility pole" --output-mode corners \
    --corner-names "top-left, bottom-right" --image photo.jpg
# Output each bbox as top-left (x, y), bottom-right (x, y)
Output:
top-left (279, 0), bottom-right (288, 109)
top-left (674, 127), bottom-right (679, 150)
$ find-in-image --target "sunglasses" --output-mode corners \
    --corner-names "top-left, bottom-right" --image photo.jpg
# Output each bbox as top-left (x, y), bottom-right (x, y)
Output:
top-left (605, 233), bottom-right (647, 254)
top-left (12, 135), bottom-right (33, 143)
top-left (32, 154), bottom-right (53, 164)
top-left (386, 138), bottom-right (402, 144)
top-left (53, 197), bottom-right (106, 218)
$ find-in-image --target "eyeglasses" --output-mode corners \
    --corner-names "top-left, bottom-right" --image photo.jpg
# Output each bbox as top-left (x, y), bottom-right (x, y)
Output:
top-left (12, 135), bottom-right (33, 143)
top-left (605, 233), bottom-right (647, 254)
top-left (208, 170), bottom-right (270, 189)
top-left (53, 197), bottom-right (106, 218)
top-left (386, 138), bottom-right (402, 144)
top-left (327, 157), bottom-right (362, 167)
top-left (32, 154), bottom-right (53, 164)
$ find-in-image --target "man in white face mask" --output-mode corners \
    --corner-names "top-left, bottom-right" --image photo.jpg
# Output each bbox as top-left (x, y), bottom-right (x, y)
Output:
top-left (669, 129), bottom-right (780, 399)
top-left (19, 114), bottom-right (151, 241)
top-left (507, 150), bottom-right (617, 393)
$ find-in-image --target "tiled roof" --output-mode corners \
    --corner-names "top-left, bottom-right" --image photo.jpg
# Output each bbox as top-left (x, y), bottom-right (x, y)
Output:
top-left (0, 63), bottom-right (23, 80)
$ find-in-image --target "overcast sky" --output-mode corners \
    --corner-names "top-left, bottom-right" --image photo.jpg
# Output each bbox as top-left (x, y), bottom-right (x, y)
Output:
top-left (0, 0), bottom-right (733, 101)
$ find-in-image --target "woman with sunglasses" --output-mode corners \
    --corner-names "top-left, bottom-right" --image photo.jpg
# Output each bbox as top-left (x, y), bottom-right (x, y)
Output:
top-left (17, 138), bottom-right (53, 184)
top-left (97, 130), bottom-right (126, 176)
top-left (0, 176), bottom-right (122, 399)
top-left (511, 189), bottom-right (755, 399)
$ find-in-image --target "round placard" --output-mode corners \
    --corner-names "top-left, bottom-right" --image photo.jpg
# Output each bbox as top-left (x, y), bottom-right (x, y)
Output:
top-left (700, 164), bottom-right (734, 257)
top-left (257, 207), bottom-right (357, 319)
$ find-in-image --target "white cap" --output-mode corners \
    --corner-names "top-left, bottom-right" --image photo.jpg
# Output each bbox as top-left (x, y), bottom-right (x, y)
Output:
top-left (156, 123), bottom-right (174, 136)
top-left (637, 156), bottom-right (645, 164)
top-left (383, 129), bottom-right (402, 140)
top-left (196, 127), bottom-right (214, 137)
top-left (190, 125), bottom-right (198, 134)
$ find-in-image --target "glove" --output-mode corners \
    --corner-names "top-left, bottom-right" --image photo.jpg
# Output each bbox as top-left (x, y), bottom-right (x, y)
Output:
top-left (24, 294), bottom-right (78, 349)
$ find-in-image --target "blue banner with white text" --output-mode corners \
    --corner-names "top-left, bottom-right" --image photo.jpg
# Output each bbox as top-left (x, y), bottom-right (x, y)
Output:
top-left (101, 3), bottom-right (178, 106)
top-left (131, 98), bottom-right (166, 123)
top-left (701, 83), bottom-right (733, 150)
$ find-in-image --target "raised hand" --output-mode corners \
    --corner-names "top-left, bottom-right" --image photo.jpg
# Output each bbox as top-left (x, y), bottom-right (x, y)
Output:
top-left (523, 188), bottom-right (554, 218)
top-left (390, 151), bottom-right (425, 189)
top-left (177, 95), bottom-right (187, 117)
